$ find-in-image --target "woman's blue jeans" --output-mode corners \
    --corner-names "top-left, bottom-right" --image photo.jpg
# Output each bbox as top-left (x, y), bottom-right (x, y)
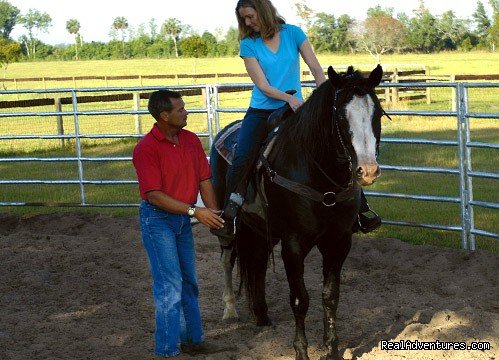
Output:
top-left (139, 201), bottom-right (204, 357)
top-left (224, 107), bottom-right (275, 205)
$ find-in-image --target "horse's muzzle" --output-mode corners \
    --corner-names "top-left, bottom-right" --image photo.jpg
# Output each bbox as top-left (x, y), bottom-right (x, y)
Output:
top-left (356, 163), bottom-right (381, 186)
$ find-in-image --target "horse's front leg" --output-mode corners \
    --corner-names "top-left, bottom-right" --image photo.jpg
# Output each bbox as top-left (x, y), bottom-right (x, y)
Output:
top-left (221, 247), bottom-right (238, 321)
top-left (319, 233), bottom-right (352, 360)
top-left (282, 239), bottom-right (310, 360)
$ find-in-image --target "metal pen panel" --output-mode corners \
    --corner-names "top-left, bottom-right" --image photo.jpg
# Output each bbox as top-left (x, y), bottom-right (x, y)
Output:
top-left (0, 82), bottom-right (497, 248)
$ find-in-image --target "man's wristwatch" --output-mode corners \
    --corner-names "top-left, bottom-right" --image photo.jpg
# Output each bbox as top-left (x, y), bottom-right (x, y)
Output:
top-left (187, 205), bottom-right (196, 217)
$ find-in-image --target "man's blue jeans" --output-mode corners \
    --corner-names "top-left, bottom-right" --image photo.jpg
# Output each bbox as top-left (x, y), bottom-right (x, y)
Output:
top-left (139, 201), bottom-right (204, 357)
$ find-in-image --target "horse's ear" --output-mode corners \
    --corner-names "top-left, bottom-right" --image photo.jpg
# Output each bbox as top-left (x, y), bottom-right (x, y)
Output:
top-left (328, 66), bottom-right (344, 87)
top-left (368, 64), bottom-right (383, 87)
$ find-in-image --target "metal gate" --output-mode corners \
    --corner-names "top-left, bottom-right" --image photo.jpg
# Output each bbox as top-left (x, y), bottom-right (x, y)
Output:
top-left (1, 82), bottom-right (497, 250)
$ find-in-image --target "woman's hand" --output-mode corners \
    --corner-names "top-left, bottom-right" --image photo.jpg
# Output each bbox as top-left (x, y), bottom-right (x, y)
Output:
top-left (288, 94), bottom-right (303, 112)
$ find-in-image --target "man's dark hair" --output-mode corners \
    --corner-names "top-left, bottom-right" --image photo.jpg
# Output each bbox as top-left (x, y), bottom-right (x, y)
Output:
top-left (148, 89), bottom-right (182, 121)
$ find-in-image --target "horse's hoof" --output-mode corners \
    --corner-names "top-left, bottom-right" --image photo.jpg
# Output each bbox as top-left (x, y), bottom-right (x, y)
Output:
top-left (319, 353), bottom-right (341, 360)
top-left (222, 317), bottom-right (240, 324)
top-left (256, 316), bottom-right (272, 327)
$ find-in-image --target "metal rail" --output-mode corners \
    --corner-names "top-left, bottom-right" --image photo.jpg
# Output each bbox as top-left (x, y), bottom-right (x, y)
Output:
top-left (0, 82), bottom-right (497, 250)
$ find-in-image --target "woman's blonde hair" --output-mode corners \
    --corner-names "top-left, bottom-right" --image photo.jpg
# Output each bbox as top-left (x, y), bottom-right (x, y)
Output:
top-left (235, 0), bottom-right (285, 40)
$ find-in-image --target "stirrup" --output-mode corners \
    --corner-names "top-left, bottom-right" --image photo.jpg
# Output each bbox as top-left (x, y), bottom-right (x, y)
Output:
top-left (210, 218), bottom-right (235, 247)
top-left (357, 209), bottom-right (382, 234)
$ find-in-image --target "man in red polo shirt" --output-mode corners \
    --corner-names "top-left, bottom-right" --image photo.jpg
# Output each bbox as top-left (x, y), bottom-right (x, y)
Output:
top-left (132, 89), bottom-right (225, 358)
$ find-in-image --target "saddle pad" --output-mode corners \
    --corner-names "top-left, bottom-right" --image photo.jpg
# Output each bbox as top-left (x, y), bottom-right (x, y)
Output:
top-left (214, 121), bottom-right (242, 165)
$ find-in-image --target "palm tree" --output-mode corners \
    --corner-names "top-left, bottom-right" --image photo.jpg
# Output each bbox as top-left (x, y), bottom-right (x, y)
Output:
top-left (66, 18), bottom-right (81, 60)
top-left (112, 16), bottom-right (129, 58)
top-left (162, 18), bottom-right (182, 57)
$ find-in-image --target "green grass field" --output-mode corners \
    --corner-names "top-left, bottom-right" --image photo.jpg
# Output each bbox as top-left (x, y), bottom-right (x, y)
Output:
top-left (0, 51), bottom-right (498, 251)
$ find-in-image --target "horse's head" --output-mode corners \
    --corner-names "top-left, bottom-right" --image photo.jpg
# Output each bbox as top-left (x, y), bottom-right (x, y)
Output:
top-left (327, 65), bottom-right (383, 186)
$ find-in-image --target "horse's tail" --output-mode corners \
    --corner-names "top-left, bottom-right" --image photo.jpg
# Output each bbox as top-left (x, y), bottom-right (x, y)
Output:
top-left (235, 220), bottom-right (270, 317)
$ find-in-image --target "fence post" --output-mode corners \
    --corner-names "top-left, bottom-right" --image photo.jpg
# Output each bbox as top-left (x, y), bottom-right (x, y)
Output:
top-left (456, 83), bottom-right (473, 250)
top-left (391, 68), bottom-right (399, 103)
top-left (425, 66), bottom-right (431, 104)
top-left (14, 78), bottom-right (19, 100)
top-left (133, 92), bottom-right (142, 134)
top-left (71, 90), bottom-right (87, 206)
top-left (384, 87), bottom-right (391, 104)
top-left (54, 96), bottom-right (65, 148)
top-left (72, 76), bottom-right (77, 89)
top-left (450, 74), bottom-right (456, 111)
top-left (205, 85), bottom-right (214, 148)
top-left (42, 77), bottom-right (47, 98)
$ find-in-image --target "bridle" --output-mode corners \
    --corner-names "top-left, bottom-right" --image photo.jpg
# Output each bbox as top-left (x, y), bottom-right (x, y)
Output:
top-left (259, 86), bottom-right (374, 207)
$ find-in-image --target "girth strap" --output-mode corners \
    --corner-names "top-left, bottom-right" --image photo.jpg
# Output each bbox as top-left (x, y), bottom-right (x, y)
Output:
top-left (258, 153), bottom-right (358, 207)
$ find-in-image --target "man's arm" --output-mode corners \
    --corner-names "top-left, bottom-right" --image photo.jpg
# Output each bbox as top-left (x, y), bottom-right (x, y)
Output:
top-left (199, 178), bottom-right (219, 211)
top-left (196, 179), bottom-right (225, 229)
top-left (146, 190), bottom-right (192, 214)
top-left (147, 186), bottom-right (224, 230)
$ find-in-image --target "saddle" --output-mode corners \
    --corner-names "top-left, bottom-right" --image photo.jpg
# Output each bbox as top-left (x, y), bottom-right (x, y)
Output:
top-left (214, 101), bottom-right (293, 165)
top-left (214, 90), bottom-right (295, 165)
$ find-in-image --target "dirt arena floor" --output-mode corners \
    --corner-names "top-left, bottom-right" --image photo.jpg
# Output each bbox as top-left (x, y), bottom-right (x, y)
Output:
top-left (0, 212), bottom-right (497, 360)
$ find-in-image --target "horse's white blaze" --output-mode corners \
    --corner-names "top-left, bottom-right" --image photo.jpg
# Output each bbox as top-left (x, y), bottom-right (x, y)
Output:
top-left (345, 95), bottom-right (379, 184)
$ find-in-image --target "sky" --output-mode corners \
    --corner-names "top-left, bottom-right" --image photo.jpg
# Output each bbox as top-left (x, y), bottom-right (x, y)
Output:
top-left (8, 0), bottom-right (494, 45)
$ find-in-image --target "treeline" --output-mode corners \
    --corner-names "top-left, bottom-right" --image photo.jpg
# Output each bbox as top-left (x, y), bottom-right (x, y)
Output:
top-left (0, 0), bottom-right (498, 66)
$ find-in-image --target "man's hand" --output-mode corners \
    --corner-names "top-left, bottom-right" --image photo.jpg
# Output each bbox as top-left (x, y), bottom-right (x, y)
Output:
top-left (194, 207), bottom-right (225, 229)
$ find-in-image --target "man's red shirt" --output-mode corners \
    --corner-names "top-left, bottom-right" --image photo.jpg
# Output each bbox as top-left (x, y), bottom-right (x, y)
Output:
top-left (132, 124), bottom-right (211, 204)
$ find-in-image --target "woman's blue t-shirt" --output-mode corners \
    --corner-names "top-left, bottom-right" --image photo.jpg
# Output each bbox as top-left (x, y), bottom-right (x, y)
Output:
top-left (239, 24), bottom-right (307, 110)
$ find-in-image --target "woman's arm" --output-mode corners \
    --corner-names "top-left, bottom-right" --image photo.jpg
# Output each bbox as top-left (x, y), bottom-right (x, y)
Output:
top-left (299, 40), bottom-right (326, 87)
top-left (243, 57), bottom-right (303, 111)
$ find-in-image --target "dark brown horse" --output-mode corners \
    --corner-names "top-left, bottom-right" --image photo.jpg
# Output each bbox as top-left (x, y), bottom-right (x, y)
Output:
top-left (211, 65), bottom-right (384, 360)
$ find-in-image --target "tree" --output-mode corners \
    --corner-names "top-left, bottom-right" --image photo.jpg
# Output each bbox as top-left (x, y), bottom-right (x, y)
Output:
top-left (149, 18), bottom-right (158, 41)
top-left (366, 5), bottom-right (394, 18)
top-left (224, 27), bottom-right (239, 56)
top-left (473, 1), bottom-right (491, 43)
top-left (17, 8), bottom-right (52, 59)
top-left (179, 35), bottom-right (208, 57)
top-left (0, 0), bottom-right (20, 39)
top-left (201, 31), bottom-right (217, 56)
top-left (294, 1), bottom-right (314, 33)
top-left (354, 12), bottom-right (405, 61)
top-left (490, 2), bottom-right (499, 50)
top-left (308, 13), bottom-right (334, 52)
top-left (0, 37), bottom-right (21, 79)
top-left (437, 11), bottom-right (470, 50)
top-left (66, 18), bottom-right (81, 60)
top-left (336, 14), bottom-right (355, 52)
top-left (112, 16), bottom-right (129, 58)
top-left (405, 2), bottom-right (440, 52)
top-left (162, 18), bottom-right (183, 57)
top-left (309, 12), bottom-right (353, 53)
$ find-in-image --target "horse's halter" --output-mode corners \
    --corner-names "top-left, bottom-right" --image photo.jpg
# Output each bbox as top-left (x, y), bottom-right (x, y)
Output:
top-left (321, 87), bottom-right (359, 188)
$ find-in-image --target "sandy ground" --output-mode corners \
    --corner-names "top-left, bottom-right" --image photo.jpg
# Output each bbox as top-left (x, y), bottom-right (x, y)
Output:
top-left (0, 212), bottom-right (497, 360)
